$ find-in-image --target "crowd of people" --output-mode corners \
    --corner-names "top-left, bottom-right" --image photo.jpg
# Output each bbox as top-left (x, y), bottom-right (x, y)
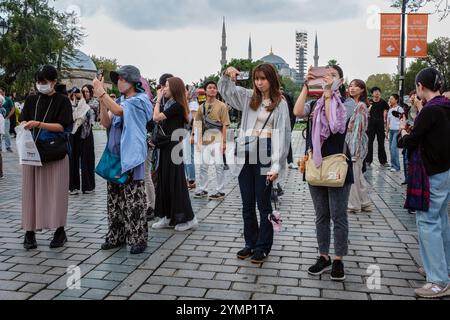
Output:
top-left (1, 60), bottom-right (449, 298)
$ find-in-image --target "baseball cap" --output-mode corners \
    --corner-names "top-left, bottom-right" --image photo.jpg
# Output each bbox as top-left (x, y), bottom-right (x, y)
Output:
top-left (110, 65), bottom-right (142, 85)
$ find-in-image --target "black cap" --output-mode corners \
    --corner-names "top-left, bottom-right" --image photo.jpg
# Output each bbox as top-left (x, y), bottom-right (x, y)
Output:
top-left (110, 65), bottom-right (142, 85)
top-left (35, 65), bottom-right (58, 82)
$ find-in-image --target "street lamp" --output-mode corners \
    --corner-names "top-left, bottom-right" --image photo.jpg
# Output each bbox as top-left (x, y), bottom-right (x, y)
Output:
top-left (0, 17), bottom-right (8, 37)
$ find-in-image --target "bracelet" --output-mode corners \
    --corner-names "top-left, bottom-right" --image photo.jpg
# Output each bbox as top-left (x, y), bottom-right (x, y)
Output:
top-left (99, 92), bottom-right (107, 99)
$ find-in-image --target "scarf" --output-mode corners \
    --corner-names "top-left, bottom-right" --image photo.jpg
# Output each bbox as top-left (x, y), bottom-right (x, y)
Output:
top-left (404, 96), bottom-right (450, 212)
top-left (311, 91), bottom-right (347, 167)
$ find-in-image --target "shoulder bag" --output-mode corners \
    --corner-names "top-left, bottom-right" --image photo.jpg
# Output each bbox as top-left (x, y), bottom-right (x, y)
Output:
top-left (33, 96), bottom-right (69, 163)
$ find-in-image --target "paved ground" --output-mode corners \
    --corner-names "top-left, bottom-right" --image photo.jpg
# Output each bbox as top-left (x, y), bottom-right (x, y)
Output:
top-left (0, 130), bottom-right (448, 300)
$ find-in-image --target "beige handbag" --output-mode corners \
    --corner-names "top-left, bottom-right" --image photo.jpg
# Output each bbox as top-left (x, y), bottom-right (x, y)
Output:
top-left (305, 145), bottom-right (349, 188)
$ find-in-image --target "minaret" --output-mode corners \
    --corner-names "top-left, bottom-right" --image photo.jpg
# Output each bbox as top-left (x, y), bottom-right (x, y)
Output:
top-left (220, 17), bottom-right (227, 68)
top-left (314, 32), bottom-right (319, 67)
top-left (248, 35), bottom-right (252, 61)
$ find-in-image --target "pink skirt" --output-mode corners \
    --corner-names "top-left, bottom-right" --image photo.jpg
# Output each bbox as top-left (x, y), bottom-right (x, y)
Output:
top-left (22, 156), bottom-right (69, 231)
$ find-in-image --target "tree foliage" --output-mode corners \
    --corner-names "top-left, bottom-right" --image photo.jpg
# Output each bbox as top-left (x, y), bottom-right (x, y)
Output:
top-left (391, 0), bottom-right (450, 21)
top-left (90, 55), bottom-right (119, 83)
top-left (366, 73), bottom-right (398, 99)
top-left (0, 0), bottom-right (84, 96)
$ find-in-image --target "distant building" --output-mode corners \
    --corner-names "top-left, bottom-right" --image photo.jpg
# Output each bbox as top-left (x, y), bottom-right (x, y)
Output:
top-left (260, 47), bottom-right (299, 82)
top-left (296, 30), bottom-right (308, 84)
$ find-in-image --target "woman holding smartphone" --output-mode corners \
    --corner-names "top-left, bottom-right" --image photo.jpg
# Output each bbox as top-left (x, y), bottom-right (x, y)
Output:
top-left (152, 77), bottom-right (197, 232)
top-left (218, 63), bottom-right (291, 265)
top-left (294, 65), bottom-right (354, 281)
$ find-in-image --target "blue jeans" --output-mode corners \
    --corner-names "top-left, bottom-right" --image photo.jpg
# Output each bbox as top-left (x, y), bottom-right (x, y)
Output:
top-left (238, 139), bottom-right (273, 255)
top-left (389, 130), bottom-right (400, 171)
top-left (183, 135), bottom-right (196, 182)
top-left (416, 169), bottom-right (450, 286)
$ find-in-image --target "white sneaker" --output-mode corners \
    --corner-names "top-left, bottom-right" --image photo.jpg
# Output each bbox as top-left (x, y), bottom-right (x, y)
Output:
top-left (175, 217), bottom-right (199, 232)
top-left (152, 217), bottom-right (173, 229)
top-left (69, 190), bottom-right (80, 196)
top-left (390, 168), bottom-right (399, 172)
top-left (288, 163), bottom-right (299, 170)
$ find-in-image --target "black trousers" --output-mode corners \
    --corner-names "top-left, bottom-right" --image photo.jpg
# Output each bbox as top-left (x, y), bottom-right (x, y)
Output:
top-left (287, 120), bottom-right (296, 164)
top-left (69, 130), bottom-right (96, 192)
top-left (365, 120), bottom-right (388, 165)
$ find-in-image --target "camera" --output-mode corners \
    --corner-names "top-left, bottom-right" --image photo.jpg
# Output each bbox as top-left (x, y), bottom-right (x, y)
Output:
top-left (236, 71), bottom-right (250, 81)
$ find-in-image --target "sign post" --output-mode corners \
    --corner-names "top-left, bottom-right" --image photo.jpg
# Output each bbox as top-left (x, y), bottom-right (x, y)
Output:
top-left (380, 14), bottom-right (402, 57)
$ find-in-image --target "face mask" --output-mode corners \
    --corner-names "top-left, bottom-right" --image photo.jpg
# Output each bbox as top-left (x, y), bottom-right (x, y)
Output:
top-left (36, 83), bottom-right (53, 95)
top-left (118, 81), bottom-right (132, 94)
top-left (331, 78), bottom-right (343, 92)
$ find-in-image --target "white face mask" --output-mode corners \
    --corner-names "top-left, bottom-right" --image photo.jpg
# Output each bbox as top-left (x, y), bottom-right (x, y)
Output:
top-left (331, 78), bottom-right (343, 92)
top-left (36, 83), bottom-right (53, 95)
top-left (118, 81), bottom-right (132, 94)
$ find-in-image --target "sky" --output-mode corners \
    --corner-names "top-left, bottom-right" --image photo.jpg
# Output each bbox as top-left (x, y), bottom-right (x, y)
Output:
top-left (52, 0), bottom-right (450, 84)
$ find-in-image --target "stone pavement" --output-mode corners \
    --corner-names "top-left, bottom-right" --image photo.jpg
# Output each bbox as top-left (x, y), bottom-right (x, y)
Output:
top-left (0, 130), bottom-right (448, 301)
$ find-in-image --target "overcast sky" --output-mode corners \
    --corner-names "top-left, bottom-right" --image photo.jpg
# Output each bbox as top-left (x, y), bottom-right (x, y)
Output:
top-left (52, 0), bottom-right (450, 84)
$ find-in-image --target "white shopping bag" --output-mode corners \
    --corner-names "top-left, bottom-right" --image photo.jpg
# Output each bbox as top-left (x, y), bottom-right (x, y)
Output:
top-left (0, 113), bottom-right (5, 135)
top-left (15, 123), bottom-right (42, 167)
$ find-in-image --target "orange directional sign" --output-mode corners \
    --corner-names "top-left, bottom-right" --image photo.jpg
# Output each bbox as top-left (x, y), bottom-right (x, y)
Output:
top-left (407, 14), bottom-right (429, 58)
top-left (380, 14), bottom-right (401, 57)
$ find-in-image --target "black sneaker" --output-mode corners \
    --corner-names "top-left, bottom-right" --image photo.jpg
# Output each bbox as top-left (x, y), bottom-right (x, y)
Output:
top-left (331, 260), bottom-right (346, 281)
top-left (24, 232), bottom-right (37, 250)
top-left (50, 227), bottom-right (67, 249)
top-left (251, 251), bottom-right (267, 265)
top-left (237, 248), bottom-right (254, 260)
top-left (308, 256), bottom-right (332, 276)
top-left (130, 243), bottom-right (147, 255)
top-left (209, 192), bottom-right (225, 201)
top-left (101, 242), bottom-right (124, 250)
top-left (146, 207), bottom-right (155, 221)
top-left (194, 191), bottom-right (208, 199)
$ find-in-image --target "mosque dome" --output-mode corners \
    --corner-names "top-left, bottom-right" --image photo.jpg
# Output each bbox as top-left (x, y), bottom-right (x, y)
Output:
top-left (260, 48), bottom-right (289, 71)
top-left (65, 50), bottom-right (97, 71)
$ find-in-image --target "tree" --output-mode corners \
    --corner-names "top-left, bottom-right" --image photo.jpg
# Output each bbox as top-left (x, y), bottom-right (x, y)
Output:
top-left (194, 73), bottom-right (220, 89)
top-left (422, 37), bottom-right (450, 91)
top-left (366, 73), bottom-right (398, 99)
top-left (223, 58), bottom-right (264, 89)
top-left (90, 55), bottom-right (119, 83)
top-left (392, 0), bottom-right (450, 21)
top-left (0, 0), bottom-right (85, 96)
top-left (328, 59), bottom-right (339, 66)
top-left (280, 76), bottom-right (300, 101)
top-left (405, 60), bottom-right (429, 93)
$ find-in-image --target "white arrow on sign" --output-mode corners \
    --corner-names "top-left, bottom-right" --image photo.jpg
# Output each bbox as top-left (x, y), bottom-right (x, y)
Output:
top-left (412, 46), bottom-right (421, 54)
top-left (386, 46), bottom-right (395, 53)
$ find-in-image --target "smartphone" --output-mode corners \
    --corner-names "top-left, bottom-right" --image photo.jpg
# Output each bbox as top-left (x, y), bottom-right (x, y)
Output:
top-left (96, 69), bottom-right (104, 81)
top-left (236, 71), bottom-right (250, 81)
top-left (308, 66), bottom-right (331, 87)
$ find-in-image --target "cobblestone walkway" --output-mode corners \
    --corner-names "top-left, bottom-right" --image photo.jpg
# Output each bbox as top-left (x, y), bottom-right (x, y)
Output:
top-left (0, 131), bottom-right (448, 300)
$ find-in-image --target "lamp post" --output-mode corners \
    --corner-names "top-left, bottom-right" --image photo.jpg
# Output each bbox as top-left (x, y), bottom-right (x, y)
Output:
top-left (399, 0), bottom-right (408, 107)
top-left (0, 17), bottom-right (8, 37)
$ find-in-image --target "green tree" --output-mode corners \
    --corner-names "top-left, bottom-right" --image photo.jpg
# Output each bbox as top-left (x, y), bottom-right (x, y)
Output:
top-left (195, 73), bottom-right (220, 89)
top-left (0, 0), bottom-right (85, 96)
top-left (223, 58), bottom-right (264, 89)
top-left (366, 73), bottom-right (398, 99)
top-left (90, 55), bottom-right (119, 83)
top-left (405, 60), bottom-right (429, 93)
top-left (280, 76), bottom-right (300, 101)
top-left (328, 59), bottom-right (339, 66)
top-left (422, 37), bottom-right (450, 91)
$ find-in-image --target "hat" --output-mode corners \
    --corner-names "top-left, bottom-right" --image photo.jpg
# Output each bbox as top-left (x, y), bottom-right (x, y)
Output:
top-left (70, 87), bottom-right (81, 94)
top-left (110, 65), bottom-right (142, 85)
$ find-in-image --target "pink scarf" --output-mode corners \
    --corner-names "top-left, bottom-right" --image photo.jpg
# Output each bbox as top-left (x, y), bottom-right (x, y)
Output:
top-left (311, 91), bottom-right (347, 167)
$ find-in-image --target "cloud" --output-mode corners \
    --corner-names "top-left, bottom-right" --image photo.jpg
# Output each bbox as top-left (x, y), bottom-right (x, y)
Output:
top-left (54, 0), bottom-right (364, 30)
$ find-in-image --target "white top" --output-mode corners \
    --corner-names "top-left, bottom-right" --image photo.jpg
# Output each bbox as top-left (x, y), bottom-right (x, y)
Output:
top-left (188, 101), bottom-right (199, 123)
top-left (388, 105), bottom-right (404, 130)
top-left (254, 107), bottom-right (274, 131)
